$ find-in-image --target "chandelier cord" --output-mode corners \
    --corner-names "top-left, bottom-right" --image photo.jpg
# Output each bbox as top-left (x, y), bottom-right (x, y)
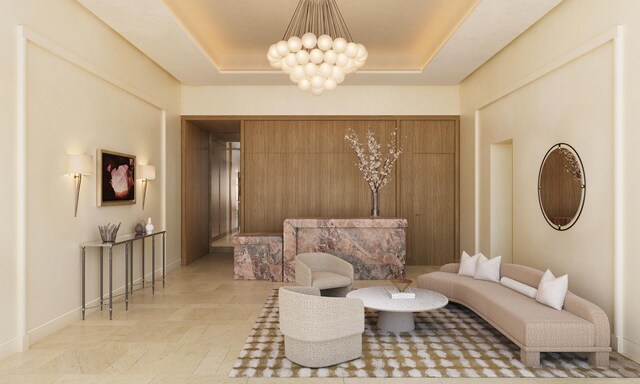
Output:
top-left (282, 0), bottom-right (354, 42)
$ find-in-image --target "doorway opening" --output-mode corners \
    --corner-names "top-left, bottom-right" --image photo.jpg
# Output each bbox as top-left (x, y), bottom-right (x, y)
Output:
top-left (490, 140), bottom-right (513, 263)
top-left (181, 118), bottom-right (240, 265)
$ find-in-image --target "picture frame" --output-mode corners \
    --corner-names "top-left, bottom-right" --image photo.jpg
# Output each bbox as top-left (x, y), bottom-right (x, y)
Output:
top-left (97, 149), bottom-right (136, 206)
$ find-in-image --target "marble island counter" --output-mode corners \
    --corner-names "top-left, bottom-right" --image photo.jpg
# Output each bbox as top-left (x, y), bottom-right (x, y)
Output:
top-left (283, 217), bottom-right (407, 281)
top-left (233, 218), bottom-right (407, 282)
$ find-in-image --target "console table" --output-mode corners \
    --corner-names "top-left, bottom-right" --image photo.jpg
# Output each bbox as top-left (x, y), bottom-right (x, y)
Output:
top-left (80, 230), bottom-right (166, 320)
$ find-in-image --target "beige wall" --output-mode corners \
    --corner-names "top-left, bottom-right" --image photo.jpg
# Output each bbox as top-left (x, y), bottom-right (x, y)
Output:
top-left (182, 85), bottom-right (460, 116)
top-left (460, 0), bottom-right (640, 360)
top-left (0, 0), bottom-right (180, 358)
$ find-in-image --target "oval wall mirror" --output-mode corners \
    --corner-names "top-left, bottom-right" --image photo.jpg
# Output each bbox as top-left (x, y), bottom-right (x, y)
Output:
top-left (537, 143), bottom-right (586, 231)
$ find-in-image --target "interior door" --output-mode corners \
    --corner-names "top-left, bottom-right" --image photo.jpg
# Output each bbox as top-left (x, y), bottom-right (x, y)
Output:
top-left (400, 120), bottom-right (458, 265)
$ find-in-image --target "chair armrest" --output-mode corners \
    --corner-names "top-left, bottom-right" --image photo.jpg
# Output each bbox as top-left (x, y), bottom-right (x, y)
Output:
top-left (295, 258), bottom-right (313, 286)
top-left (280, 286), bottom-right (321, 296)
top-left (279, 287), bottom-right (364, 342)
top-left (327, 256), bottom-right (354, 281)
top-left (440, 263), bottom-right (460, 274)
top-left (564, 292), bottom-right (611, 347)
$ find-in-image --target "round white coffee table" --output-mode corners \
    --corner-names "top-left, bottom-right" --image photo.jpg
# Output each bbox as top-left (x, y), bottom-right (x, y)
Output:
top-left (346, 287), bottom-right (448, 332)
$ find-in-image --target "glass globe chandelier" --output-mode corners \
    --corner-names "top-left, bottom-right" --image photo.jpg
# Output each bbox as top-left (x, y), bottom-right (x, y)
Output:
top-left (267, 0), bottom-right (368, 95)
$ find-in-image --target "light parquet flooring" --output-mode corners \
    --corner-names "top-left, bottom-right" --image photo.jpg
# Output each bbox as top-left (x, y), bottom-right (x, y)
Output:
top-left (0, 253), bottom-right (638, 384)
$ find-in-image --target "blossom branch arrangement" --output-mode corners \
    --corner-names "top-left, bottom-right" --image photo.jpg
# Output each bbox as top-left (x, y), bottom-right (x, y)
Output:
top-left (344, 128), bottom-right (402, 193)
top-left (559, 148), bottom-right (583, 185)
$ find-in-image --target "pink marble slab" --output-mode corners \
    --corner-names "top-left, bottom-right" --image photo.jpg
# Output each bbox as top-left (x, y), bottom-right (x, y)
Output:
top-left (233, 233), bottom-right (283, 281)
top-left (283, 218), bottom-right (407, 281)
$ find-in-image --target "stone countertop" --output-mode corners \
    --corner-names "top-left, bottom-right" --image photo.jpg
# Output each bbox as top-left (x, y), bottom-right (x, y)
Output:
top-left (284, 218), bottom-right (408, 228)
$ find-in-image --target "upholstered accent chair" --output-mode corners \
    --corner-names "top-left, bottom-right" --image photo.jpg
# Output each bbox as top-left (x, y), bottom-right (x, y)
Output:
top-left (278, 286), bottom-right (364, 367)
top-left (295, 252), bottom-right (354, 297)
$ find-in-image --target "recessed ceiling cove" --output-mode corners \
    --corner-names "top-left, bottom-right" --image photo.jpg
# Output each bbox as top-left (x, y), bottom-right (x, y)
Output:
top-left (77, 0), bottom-right (562, 86)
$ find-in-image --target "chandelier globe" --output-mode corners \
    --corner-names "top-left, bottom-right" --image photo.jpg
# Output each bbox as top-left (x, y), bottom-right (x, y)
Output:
top-left (267, 0), bottom-right (367, 95)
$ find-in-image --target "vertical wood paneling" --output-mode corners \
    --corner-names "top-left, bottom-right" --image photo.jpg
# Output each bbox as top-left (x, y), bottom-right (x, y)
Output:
top-left (239, 117), bottom-right (459, 265)
top-left (243, 153), bottom-right (285, 232)
top-left (400, 120), bottom-right (458, 265)
top-left (181, 121), bottom-right (210, 265)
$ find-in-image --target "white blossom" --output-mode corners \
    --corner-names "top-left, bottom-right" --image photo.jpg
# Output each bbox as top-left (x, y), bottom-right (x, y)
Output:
top-left (344, 128), bottom-right (402, 192)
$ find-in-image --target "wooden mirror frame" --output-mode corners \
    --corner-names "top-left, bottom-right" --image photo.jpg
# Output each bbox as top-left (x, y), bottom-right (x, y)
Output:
top-left (537, 143), bottom-right (586, 231)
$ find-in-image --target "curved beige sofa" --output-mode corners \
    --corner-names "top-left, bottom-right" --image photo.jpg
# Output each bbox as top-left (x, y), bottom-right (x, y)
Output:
top-left (278, 286), bottom-right (364, 367)
top-left (417, 263), bottom-right (611, 367)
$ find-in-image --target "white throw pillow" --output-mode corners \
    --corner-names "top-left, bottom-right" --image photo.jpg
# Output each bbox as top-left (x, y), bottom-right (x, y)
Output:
top-left (474, 255), bottom-right (501, 283)
top-left (458, 251), bottom-right (480, 277)
top-left (500, 277), bottom-right (537, 298)
top-left (535, 269), bottom-right (568, 310)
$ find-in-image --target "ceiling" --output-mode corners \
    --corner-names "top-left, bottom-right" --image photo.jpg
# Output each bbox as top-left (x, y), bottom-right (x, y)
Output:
top-left (78, 0), bottom-right (562, 86)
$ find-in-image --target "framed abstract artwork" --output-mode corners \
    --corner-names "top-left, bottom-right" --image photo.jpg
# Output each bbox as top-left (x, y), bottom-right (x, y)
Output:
top-left (97, 149), bottom-right (136, 206)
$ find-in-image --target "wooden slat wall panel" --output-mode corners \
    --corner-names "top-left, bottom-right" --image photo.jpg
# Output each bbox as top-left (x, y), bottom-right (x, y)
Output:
top-left (243, 153), bottom-right (285, 232)
top-left (411, 154), bottom-right (455, 265)
top-left (240, 117), bottom-right (459, 265)
top-left (181, 121), bottom-right (210, 265)
top-left (400, 120), bottom-right (457, 265)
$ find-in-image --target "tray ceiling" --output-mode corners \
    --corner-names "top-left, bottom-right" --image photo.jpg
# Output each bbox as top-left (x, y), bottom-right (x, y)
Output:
top-left (77, 0), bottom-right (562, 85)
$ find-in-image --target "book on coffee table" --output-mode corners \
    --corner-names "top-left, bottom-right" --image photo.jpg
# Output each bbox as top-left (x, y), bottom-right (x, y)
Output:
top-left (385, 286), bottom-right (416, 299)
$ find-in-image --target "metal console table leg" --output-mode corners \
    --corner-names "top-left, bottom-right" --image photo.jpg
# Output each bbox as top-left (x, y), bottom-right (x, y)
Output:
top-left (125, 242), bottom-right (129, 310)
top-left (130, 241), bottom-right (134, 295)
top-left (152, 235), bottom-right (156, 294)
top-left (162, 233), bottom-right (166, 288)
top-left (142, 240), bottom-right (145, 289)
top-left (109, 246), bottom-right (113, 320)
top-left (81, 247), bottom-right (85, 320)
top-left (100, 248), bottom-right (103, 310)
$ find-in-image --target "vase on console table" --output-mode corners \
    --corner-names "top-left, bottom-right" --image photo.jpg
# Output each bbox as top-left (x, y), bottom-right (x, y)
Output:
top-left (145, 217), bottom-right (154, 234)
top-left (371, 190), bottom-right (380, 217)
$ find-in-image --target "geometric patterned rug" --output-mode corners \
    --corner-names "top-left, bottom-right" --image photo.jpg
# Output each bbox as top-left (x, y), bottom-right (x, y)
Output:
top-left (229, 289), bottom-right (640, 379)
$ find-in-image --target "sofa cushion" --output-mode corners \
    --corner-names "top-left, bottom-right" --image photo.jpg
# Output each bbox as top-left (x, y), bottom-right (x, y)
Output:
top-left (418, 272), bottom-right (595, 348)
top-left (311, 271), bottom-right (352, 290)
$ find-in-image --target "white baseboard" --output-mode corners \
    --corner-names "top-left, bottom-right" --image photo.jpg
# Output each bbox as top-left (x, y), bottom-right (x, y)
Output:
top-left (27, 263), bottom-right (179, 346)
top-left (611, 333), bottom-right (619, 351)
top-left (0, 337), bottom-right (20, 360)
top-left (622, 337), bottom-right (640, 363)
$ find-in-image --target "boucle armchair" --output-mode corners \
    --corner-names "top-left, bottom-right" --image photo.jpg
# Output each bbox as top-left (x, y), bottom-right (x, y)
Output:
top-left (295, 252), bottom-right (354, 297)
top-left (278, 286), bottom-right (365, 367)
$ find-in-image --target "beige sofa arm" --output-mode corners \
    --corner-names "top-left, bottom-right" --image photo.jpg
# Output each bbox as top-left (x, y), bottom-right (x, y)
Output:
top-left (295, 258), bottom-right (313, 286)
top-left (564, 292), bottom-right (611, 347)
top-left (440, 263), bottom-right (460, 274)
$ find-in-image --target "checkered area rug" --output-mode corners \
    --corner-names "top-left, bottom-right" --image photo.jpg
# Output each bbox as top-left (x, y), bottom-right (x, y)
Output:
top-left (229, 289), bottom-right (640, 378)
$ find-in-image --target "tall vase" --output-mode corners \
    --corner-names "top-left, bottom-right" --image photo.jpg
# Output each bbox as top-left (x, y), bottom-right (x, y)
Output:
top-left (371, 189), bottom-right (380, 217)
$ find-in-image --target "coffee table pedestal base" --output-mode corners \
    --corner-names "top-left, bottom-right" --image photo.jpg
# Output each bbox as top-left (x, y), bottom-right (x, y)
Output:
top-left (377, 311), bottom-right (415, 332)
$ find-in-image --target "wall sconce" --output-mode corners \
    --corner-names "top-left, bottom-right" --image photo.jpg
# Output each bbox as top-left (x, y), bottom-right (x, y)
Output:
top-left (67, 154), bottom-right (94, 217)
top-left (138, 164), bottom-right (156, 210)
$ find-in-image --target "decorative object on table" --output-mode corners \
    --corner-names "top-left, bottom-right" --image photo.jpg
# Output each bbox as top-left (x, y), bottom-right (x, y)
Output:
top-left (391, 278), bottom-right (413, 292)
top-left (538, 143), bottom-right (586, 231)
top-left (385, 286), bottom-right (415, 299)
top-left (98, 222), bottom-right (121, 243)
top-left (97, 149), bottom-right (136, 206)
top-left (345, 128), bottom-right (402, 216)
top-left (137, 164), bottom-right (156, 210)
top-left (267, 0), bottom-right (367, 95)
top-left (134, 221), bottom-right (145, 236)
top-left (66, 154), bottom-right (94, 217)
top-left (145, 217), bottom-right (154, 234)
